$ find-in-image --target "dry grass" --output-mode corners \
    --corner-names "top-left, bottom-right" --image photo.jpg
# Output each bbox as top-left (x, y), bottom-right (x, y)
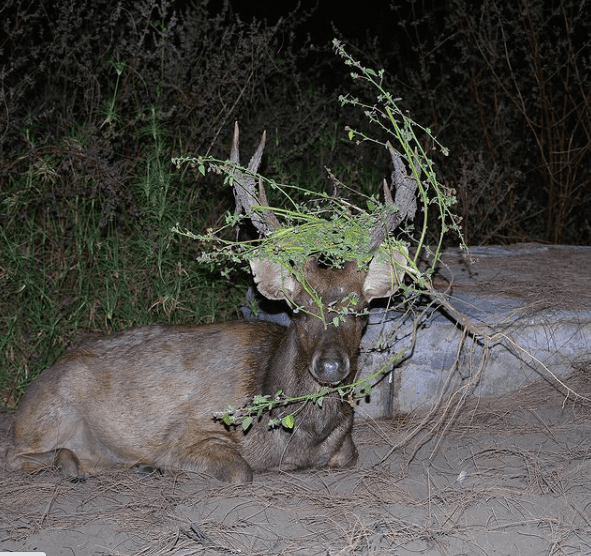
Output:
top-left (2, 363), bottom-right (591, 555)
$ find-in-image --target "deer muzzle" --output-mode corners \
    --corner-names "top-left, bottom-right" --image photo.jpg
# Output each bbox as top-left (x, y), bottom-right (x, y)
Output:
top-left (311, 347), bottom-right (351, 385)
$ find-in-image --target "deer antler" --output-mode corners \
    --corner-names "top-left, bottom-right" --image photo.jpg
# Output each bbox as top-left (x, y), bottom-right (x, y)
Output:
top-left (367, 143), bottom-right (418, 252)
top-left (230, 122), bottom-right (280, 237)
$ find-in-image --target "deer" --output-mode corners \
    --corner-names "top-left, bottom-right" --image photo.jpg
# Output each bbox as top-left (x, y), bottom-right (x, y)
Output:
top-left (6, 123), bottom-right (415, 483)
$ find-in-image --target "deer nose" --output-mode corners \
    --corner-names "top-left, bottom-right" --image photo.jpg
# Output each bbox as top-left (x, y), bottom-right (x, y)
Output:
top-left (312, 351), bottom-right (350, 385)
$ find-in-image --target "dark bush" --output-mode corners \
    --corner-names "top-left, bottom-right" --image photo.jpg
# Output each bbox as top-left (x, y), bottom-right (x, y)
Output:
top-left (1, 0), bottom-right (589, 404)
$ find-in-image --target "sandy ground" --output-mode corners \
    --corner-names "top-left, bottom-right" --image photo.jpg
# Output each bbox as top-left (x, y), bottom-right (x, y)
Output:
top-left (2, 361), bottom-right (591, 556)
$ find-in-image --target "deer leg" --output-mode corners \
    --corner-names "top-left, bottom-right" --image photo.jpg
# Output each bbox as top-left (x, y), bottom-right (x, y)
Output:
top-left (6, 448), bottom-right (59, 474)
top-left (7, 416), bottom-right (120, 478)
top-left (55, 448), bottom-right (82, 477)
top-left (168, 438), bottom-right (254, 483)
top-left (327, 431), bottom-right (358, 469)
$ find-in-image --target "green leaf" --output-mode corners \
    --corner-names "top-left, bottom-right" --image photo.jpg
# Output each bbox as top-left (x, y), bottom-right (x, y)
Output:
top-left (253, 394), bottom-right (270, 405)
top-left (282, 414), bottom-right (295, 429)
top-left (242, 417), bottom-right (252, 431)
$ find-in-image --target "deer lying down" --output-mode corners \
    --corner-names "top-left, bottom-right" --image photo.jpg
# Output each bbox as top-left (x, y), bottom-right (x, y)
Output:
top-left (6, 125), bottom-right (410, 483)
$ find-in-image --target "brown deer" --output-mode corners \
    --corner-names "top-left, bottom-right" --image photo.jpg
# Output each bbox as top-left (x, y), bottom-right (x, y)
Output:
top-left (6, 124), bottom-right (414, 483)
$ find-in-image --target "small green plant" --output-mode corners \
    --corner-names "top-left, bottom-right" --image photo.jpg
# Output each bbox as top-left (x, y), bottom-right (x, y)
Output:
top-left (333, 38), bottom-right (463, 271)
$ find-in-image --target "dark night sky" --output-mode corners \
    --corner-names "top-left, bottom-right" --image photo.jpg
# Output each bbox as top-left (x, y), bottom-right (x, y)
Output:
top-left (210, 1), bottom-right (399, 45)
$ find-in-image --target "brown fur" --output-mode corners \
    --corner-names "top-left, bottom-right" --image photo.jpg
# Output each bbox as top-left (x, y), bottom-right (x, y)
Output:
top-left (7, 256), bottom-right (405, 483)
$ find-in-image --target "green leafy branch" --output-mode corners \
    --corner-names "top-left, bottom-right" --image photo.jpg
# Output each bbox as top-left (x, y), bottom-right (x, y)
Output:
top-left (333, 38), bottom-right (466, 271)
top-left (214, 346), bottom-right (408, 431)
top-left (172, 157), bottom-right (417, 326)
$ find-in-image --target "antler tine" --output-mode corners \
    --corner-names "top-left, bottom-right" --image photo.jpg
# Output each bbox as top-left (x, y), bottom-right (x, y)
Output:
top-left (248, 129), bottom-right (266, 175)
top-left (230, 120), bottom-right (241, 165)
top-left (231, 122), bottom-right (278, 237)
top-left (368, 142), bottom-right (418, 252)
top-left (258, 178), bottom-right (281, 230)
top-left (382, 176), bottom-right (394, 206)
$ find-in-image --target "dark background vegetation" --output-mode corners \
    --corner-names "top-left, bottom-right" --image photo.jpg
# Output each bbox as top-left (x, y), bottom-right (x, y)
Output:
top-left (1, 0), bottom-right (590, 404)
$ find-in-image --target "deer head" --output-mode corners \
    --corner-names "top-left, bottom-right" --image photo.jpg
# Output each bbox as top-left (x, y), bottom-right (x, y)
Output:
top-left (230, 122), bottom-right (415, 387)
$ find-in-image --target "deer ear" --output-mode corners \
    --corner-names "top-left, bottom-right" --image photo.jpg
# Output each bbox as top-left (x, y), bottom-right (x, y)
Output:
top-left (362, 247), bottom-right (408, 302)
top-left (250, 258), bottom-right (298, 301)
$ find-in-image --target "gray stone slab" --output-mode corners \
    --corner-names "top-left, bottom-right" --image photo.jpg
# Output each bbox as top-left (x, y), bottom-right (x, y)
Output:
top-left (357, 244), bottom-right (591, 417)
